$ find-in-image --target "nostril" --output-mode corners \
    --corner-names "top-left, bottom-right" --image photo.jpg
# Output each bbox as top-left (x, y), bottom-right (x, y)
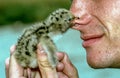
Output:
top-left (76, 17), bottom-right (80, 19)
top-left (74, 14), bottom-right (92, 25)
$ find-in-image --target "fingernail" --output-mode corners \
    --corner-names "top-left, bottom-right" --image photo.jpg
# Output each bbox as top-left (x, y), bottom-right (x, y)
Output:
top-left (10, 45), bottom-right (15, 51)
top-left (10, 45), bottom-right (16, 55)
top-left (5, 57), bottom-right (10, 65)
top-left (38, 44), bottom-right (45, 53)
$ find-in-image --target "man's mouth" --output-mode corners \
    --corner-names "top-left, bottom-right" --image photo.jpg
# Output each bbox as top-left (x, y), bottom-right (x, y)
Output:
top-left (81, 35), bottom-right (103, 47)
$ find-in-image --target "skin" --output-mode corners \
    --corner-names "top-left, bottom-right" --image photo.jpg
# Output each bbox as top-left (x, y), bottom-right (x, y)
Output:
top-left (5, 0), bottom-right (120, 78)
top-left (70, 0), bottom-right (120, 68)
top-left (5, 45), bottom-right (78, 78)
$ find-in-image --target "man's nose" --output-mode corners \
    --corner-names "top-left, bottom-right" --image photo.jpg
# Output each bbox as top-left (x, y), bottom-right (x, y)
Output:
top-left (70, 0), bottom-right (92, 25)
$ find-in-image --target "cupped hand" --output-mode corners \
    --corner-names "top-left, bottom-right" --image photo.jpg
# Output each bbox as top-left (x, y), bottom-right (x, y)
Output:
top-left (5, 44), bottom-right (79, 78)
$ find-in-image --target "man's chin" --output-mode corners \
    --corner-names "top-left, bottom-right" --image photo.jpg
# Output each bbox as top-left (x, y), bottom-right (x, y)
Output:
top-left (87, 58), bottom-right (120, 69)
top-left (86, 51), bottom-right (120, 69)
top-left (86, 56), bottom-right (113, 69)
top-left (87, 62), bottom-right (109, 69)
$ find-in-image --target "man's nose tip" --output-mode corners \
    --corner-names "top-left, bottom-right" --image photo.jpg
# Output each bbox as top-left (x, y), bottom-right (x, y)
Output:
top-left (74, 13), bottom-right (92, 25)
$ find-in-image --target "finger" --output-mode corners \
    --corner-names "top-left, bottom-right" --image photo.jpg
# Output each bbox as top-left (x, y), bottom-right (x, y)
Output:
top-left (5, 57), bottom-right (10, 78)
top-left (35, 71), bottom-right (41, 78)
top-left (56, 52), bottom-right (64, 61)
top-left (30, 68), bottom-right (41, 78)
top-left (56, 52), bottom-right (65, 72)
top-left (9, 54), bottom-right (24, 78)
top-left (24, 68), bottom-right (35, 78)
top-left (56, 62), bottom-right (64, 72)
top-left (9, 45), bottom-right (25, 78)
top-left (27, 68), bottom-right (32, 78)
top-left (58, 72), bottom-right (68, 78)
top-left (10, 45), bottom-right (16, 55)
top-left (37, 44), bottom-right (58, 78)
top-left (23, 69), bottom-right (28, 77)
top-left (61, 53), bottom-right (79, 78)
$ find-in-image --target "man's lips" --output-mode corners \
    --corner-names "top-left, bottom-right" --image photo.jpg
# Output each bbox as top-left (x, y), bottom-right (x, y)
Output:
top-left (81, 35), bottom-right (103, 41)
top-left (81, 35), bottom-right (104, 47)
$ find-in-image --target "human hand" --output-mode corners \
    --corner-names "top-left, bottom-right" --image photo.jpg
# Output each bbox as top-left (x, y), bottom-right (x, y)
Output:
top-left (5, 44), bottom-right (79, 78)
top-left (37, 44), bottom-right (79, 78)
top-left (5, 45), bottom-right (42, 78)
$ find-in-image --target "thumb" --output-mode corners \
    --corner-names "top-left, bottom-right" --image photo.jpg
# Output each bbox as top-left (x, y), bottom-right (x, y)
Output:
top-left (37, 44), bottom-right (58, 78)
top-left (9, 45), bottom-right (24, 78)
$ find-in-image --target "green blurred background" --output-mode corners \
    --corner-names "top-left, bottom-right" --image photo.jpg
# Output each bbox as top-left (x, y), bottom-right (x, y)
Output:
top-left (0, 0), bottom-right (71, 25)
top-left (1, 0), bottom-right (120, 78)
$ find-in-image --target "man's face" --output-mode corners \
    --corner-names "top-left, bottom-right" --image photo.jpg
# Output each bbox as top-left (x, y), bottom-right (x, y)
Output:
top-left (70, 0), bottom-right (120, 68)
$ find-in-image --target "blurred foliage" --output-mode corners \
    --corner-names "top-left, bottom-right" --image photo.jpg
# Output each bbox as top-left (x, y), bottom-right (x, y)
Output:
top-left (0, 0), bottom-right (71, 25)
